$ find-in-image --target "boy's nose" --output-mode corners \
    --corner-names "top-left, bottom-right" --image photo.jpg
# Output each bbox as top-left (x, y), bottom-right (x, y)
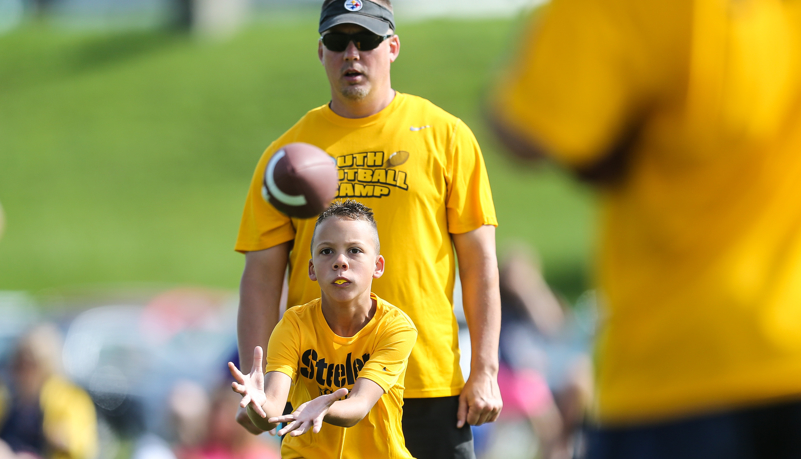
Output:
top-left (333, 255), bottom-right (349, 270)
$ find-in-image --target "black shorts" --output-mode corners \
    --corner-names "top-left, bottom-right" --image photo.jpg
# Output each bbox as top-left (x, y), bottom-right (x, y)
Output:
top-left (586, 398), bottom-right (801, 459)
top-left (402, 395), bottom-right (475, 459)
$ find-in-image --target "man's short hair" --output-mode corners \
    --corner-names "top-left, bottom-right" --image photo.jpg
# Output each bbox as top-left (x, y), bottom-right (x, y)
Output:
top-left (311, 200), bottom-right (380, 254)
top-left (322, 0), bottom-right (393, 14)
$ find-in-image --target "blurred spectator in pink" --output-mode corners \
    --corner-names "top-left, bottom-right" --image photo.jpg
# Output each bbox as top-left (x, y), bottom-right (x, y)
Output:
top-left (491, 245), bottom-right (593, 459)
top-left (170, 381), bottom-right (279, 459)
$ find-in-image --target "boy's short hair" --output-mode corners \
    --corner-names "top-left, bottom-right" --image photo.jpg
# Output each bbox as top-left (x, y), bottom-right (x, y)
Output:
top-left (311, 200), bottom-right (380, 254)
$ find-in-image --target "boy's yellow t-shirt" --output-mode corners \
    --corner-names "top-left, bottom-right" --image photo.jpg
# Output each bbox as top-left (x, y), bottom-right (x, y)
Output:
top-left (265, 294), bottom-right (417, 459)
top-left (237, 92), bottom-right (497, 398)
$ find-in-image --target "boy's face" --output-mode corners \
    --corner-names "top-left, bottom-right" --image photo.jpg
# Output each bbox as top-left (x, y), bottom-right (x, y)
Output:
top-left (309, 217), bottom-right (384, 302)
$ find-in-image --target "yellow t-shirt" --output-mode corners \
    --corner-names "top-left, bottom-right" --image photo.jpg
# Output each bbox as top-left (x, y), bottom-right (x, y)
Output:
top-left (265, 294), bottom-right (417, 459)
top-left (497, 0), bottom-right (801, 423)
top-left (40, 376), bottom-right (98, 459)
top-left (0, 377), bottom-right (97, 459)
top-left (237, 92), bottom-right (497, 398)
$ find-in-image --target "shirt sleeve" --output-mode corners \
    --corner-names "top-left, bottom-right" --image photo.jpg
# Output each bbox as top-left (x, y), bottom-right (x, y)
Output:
top-left (265, 313), bottom-right (302, 382)
top-left (357, 314), bottom-right (418, 393)
top-left (494, 0), bottom-right (650, 168)
top-left (445, 120), bottom-right (498, 234)
top-left (234, 142), bottom-right (297, 253)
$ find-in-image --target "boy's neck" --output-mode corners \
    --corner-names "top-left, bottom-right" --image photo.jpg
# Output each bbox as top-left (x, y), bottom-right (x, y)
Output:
top-left (320, 290), bottom-right (377, 337)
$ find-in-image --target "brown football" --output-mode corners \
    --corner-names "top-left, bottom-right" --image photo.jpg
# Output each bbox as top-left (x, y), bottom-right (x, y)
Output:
top-left (262, 143), bottom-right (339, 219)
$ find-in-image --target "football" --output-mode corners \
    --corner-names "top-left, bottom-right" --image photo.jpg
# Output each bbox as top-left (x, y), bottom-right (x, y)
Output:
top-left (262, 143), bottom-right (339, 219)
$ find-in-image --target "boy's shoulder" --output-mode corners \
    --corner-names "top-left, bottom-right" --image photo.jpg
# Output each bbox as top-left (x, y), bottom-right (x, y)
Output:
top-left (374, 295), bottom-right (417, 332)
top-left (283, 298), bottom-right (322, 321)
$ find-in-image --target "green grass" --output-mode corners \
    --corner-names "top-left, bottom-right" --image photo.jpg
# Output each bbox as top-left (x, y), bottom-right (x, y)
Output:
top-left (0, 16), bottom-right (595, 301)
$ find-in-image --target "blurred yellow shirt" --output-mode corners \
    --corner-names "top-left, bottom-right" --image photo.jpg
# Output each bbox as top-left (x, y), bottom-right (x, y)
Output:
top-left (0, 376), bottom-right (97, 459)
top-left (237, 92), bottom-right (497, 398)
top-left (265, 294), bottom-right (417, 459)
top-left (497, 0), bottom-right (801, 423)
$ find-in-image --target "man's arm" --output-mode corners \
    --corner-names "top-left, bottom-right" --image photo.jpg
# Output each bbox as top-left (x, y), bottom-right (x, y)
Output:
top-left (236, 242), bottom-right (291, 433)
top-left (452, 225), bottom-right (503, 428)
top-left (489, 105), bottom-right (635, 184)
top-left (488, 107), bottom-right (548, 163)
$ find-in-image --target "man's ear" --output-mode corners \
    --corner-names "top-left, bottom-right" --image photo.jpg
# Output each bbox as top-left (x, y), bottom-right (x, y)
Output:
top-left (373, 255), bottom-right (385, 279)
top-left (309, 259), bottom-right (318, 281)
top-left (318, 39), bottom-right (324, 64)
top-left (388, 34), bottom-right (400, 63)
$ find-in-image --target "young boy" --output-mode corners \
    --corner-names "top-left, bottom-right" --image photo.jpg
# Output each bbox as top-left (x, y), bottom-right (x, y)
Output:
top-left (229, 200), bottom-right (418, 459)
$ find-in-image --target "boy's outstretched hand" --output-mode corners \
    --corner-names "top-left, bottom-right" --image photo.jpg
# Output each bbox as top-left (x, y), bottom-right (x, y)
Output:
top-left (270, 388), bottom-right (349, 437)
top-left (229, 346), bottom-right (268, 418)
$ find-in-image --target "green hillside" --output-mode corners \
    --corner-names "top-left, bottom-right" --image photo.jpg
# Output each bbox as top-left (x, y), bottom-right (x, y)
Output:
top-left (0, 16), bottom-right (595, 301)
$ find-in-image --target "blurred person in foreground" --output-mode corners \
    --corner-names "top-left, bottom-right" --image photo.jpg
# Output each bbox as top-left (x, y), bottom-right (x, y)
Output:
top-left (491, 0), bottom-right (801, 457)
top-left (231, 201), bottom-right (417, 458)
top-left (0, 325), bottom-right (97, 459)
top-left (234, 1), bottom-right (502, 457)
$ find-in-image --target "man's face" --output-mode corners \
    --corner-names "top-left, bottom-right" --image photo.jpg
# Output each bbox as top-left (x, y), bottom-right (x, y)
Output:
top-left (309, 217), bottom-right (384, 303)
top-left (318, 23), bottom-right (400, 102)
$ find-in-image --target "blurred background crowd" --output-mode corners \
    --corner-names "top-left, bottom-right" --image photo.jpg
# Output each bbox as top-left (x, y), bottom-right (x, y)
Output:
top-left (0, 0), bottom-right (596, 458)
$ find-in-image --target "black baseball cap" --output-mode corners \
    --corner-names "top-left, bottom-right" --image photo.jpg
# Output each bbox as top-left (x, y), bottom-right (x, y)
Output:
top-left (319, 0), bottom-right (396, 35)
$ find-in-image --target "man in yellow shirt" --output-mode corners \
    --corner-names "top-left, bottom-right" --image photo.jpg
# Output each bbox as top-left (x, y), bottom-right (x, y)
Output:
top-left (235, 1), bottom-right (502, 457)
top-left (492, 0), bottom-right (801, 456)
top-left (231, 201), bottom-right (416, 459)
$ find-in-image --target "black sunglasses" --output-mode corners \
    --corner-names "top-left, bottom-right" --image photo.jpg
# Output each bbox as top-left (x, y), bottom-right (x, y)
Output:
top-left (321, 32), bottom-right (393, 52)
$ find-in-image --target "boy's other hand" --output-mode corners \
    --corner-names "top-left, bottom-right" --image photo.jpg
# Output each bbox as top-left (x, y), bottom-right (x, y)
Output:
top-left (229, 346), bottom-right (269, 418)
top-left (270, 388), bottom-right (349, 436)
top-left (235, 406), bottom-right (266, 435)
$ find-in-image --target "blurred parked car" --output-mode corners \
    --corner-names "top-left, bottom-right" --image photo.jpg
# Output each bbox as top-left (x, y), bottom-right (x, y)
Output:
top-left (60, 288), bottom-right (237, 449)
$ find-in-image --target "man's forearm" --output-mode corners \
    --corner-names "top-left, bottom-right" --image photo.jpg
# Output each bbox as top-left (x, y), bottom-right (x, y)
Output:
top-left (460, 260), bottom-right (501, 375)
top-left (237, 283), bottom-right (281, 372)
top-left (453, 226), bottom-right (502, 376)
top-left (237, 244), bottom-right (290, 372)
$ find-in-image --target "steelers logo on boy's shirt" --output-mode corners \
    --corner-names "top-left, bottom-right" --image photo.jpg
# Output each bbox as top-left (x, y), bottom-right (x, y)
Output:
top-left (300, 349), bottom-right (370, 395)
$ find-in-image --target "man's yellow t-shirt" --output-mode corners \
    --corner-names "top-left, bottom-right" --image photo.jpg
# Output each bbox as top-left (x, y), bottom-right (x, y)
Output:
top-left (497, 0), bottom-right (801, 423)
top-left (265, 294), bottom-right (417, 459)
top-left (237, 92), bottom-right (497, 398)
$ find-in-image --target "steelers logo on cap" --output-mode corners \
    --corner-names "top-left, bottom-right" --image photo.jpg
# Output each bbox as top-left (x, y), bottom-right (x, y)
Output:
top-left (344, 0), bottom-right (363, 11)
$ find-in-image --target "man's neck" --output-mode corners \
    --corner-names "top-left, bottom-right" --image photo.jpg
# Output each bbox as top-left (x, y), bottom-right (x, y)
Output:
top-left (320, 291), bottom-right (377, 337)
top-left (329, 88), bottom-right (396, 119)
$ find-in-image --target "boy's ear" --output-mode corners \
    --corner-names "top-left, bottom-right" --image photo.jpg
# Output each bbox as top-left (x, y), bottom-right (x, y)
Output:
top-left (308, 259), bottom-right (318, 282)
top-left (373, 255), bottom-right (385, 279)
